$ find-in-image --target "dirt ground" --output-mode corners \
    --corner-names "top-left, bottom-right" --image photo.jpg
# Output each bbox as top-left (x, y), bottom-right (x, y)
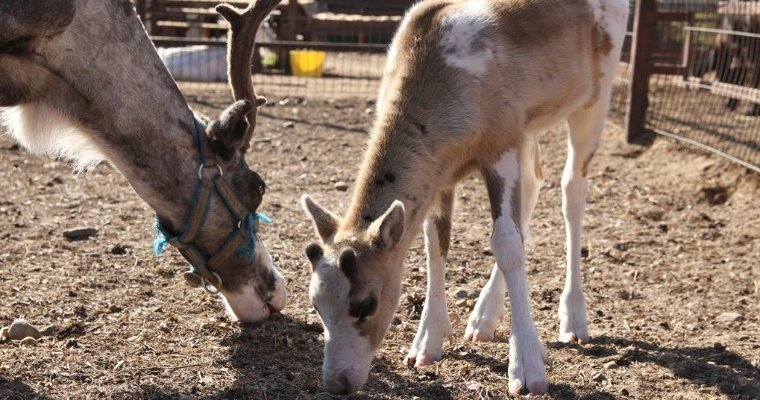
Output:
top-left (1, 90), bottom-right (758, 400)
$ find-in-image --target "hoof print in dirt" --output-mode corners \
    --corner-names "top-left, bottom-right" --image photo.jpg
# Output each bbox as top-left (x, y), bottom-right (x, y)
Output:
top-left (699, 185), bottom-right (730, 205)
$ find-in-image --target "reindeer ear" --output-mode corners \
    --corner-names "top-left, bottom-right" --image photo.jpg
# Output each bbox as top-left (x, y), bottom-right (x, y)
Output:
top-left (304, 242), bottom-right (324, 272)
top-left (301, 194), bottom-right (339, 243)
top-left (206, 100), bottom-right (252, 159)
top-left (369, 200), bottom-right (405, 250)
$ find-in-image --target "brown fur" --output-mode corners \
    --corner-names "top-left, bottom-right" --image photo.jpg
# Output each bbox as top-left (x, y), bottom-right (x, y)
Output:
top-left (303, 0), bottom-right (624, 384)
top-left (482, 166), bottom-right (506, 220)
top-left (319, 0), bottom-right (616, 320)
top-left (433, 191), bottom-right (454, 257)
top-left (586, 22), bottom-right (615, 108)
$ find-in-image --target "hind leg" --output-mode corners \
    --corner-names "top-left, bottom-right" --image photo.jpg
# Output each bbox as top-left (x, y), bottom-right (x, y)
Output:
top-left (559, 91), bottom-right (610, 344)
top-left (466, 137), bottom-right (543, 342)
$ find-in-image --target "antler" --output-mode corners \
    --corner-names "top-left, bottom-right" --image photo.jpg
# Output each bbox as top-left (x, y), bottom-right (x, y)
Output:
top-left (216, 0), bottom-right (280, 148)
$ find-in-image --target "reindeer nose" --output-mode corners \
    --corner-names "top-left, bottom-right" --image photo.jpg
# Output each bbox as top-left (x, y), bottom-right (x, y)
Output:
top-left (324, 370), bottom-right (356, 395)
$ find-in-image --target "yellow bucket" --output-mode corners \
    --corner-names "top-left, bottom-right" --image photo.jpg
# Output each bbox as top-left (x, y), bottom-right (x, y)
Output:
top-left (289, 50), bottom-right (326, 78)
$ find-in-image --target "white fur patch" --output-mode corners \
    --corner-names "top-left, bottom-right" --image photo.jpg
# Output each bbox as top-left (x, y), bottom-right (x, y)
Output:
top-left (309, 257), bottom-right (372, 393)
top-left (439, 1), bottom-right (494, 76)
top-left (222, 240), bottom-right (286, 322)
top-left (492, 151), bottom-right (521, 238)
top-left (222, 283), bottom-right (271, 322)
top-left (0, 104), bottom-right (103, 171)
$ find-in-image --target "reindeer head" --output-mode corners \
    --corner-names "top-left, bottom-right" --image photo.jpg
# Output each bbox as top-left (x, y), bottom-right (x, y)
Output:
top-left (160, 0), bottom-right (287, 323)
top-left (0, 0), bottom-right (284, 323)
top-left (300, 195), bottom-right (407, 394)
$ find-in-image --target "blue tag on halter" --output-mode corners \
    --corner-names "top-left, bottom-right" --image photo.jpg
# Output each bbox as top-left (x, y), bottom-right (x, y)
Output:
top-left (256, 212), bottom-right (272, 224)
top-left (153, 220), bottom-right (170, 256)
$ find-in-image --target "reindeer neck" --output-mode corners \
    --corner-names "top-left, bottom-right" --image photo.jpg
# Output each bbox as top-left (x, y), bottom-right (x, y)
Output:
top-left (35, 1), bottom-right (201, 230)
top-left (343, 111), bottom-right (445, 239)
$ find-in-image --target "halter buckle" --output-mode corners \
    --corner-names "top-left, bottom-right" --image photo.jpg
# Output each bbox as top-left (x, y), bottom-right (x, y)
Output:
top-left (201, 270), bottom-right (223, 295)
top-left (197, 163), bottom-right (224, 180)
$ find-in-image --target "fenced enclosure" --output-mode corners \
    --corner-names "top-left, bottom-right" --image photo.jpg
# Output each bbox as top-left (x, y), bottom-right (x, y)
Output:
top-left (623, 0), bottom-right (760, 172)
top-left (135, 0), bottom-right (760, 172)
top-left (2, 2), bottom-right (759, 399)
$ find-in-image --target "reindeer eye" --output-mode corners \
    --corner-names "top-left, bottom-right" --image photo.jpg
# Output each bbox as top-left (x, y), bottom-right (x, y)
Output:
top-left (350, 296), bottom-right (377, 322)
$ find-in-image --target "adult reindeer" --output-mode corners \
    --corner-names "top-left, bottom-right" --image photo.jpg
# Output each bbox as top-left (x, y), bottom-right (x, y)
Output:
top-left (301, 0), bottom-right (628, 395)
top-left (0, 0), bottom-right (286, 322)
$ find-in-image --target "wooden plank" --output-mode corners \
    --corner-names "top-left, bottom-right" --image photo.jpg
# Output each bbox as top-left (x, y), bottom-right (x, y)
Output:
top-left (655, 11), bottom-right (690, 22)
top-left (156, 20), bottom-right (229, 30)
top-left (651, 65), bottom-right (684, 75)
top-left (154, 7), bottom-right (282, 18)
top-left (151, 37), bottom-right (388, 53)
top-left (679, 77), bottom-right (760, 102)
top-left (657, 1), bottom-right (716, 13)
top-left (158, 0), bottom-right (312, 7)
top-left (319, 0), bottom-right (414, 15)
top-left (160, 0), bottom-right (263, 7)
top-left (717, 1), bottom-right (760, 16)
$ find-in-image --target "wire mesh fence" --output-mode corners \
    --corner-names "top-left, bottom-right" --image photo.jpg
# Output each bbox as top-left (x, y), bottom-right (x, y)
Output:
top-left (642, 0), bottom-right (760, 170)
top-left (139, 0), bottom-right (760, 171)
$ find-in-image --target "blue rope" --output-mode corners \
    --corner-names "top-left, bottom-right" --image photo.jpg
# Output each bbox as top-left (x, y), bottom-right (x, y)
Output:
top-left (154, 221), bottom-right (170, 256)
top-left (238, 212), bottom-right (272, 262)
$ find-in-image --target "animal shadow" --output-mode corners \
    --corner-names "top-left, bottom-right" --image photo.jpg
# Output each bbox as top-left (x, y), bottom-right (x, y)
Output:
top-left (576, 335), bottom-right (759, 399)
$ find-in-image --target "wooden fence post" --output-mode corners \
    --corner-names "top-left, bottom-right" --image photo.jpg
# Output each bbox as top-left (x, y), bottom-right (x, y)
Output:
top-left (625, 0), bottom-right (657, 143)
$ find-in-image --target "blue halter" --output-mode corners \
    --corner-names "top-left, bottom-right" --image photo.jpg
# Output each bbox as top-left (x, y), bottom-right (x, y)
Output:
top-left (153, 116), bottom-right (270, 293)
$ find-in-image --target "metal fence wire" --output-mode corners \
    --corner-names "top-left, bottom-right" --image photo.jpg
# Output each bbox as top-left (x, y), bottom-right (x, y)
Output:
top-left (136, 0), bottom-right (760, 172)
top-left (637, 0), bottom-right (760, 171)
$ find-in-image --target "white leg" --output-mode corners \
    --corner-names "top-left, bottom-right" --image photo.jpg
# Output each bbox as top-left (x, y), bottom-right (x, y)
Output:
top-left (559, 92), bottom-right (609, 344)
top-left (485, 151), bottom-right (548, 395)
top-left (466, 137), bottom-right (543, 342)
top-left (405, 192), bottom-right (453, 366)
top-left (465, 264), bottom-right (505, 341)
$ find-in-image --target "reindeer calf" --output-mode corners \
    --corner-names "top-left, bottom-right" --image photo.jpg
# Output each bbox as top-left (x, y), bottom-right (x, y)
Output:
top-left (301, 0), bottom-right (628, 395)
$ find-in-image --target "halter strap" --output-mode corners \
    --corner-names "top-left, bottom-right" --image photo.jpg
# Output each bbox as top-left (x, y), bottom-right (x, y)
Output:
top-left (153, 116), bottom-right (268, 294)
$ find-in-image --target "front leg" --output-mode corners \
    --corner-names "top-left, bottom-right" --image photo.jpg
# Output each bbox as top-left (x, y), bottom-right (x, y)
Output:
top-left (483, 151), bottom-right (548, 395)
top-left (467, 137), bottom-right (543, 342)
top-left (405, 191), bottom-right (453, 367)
